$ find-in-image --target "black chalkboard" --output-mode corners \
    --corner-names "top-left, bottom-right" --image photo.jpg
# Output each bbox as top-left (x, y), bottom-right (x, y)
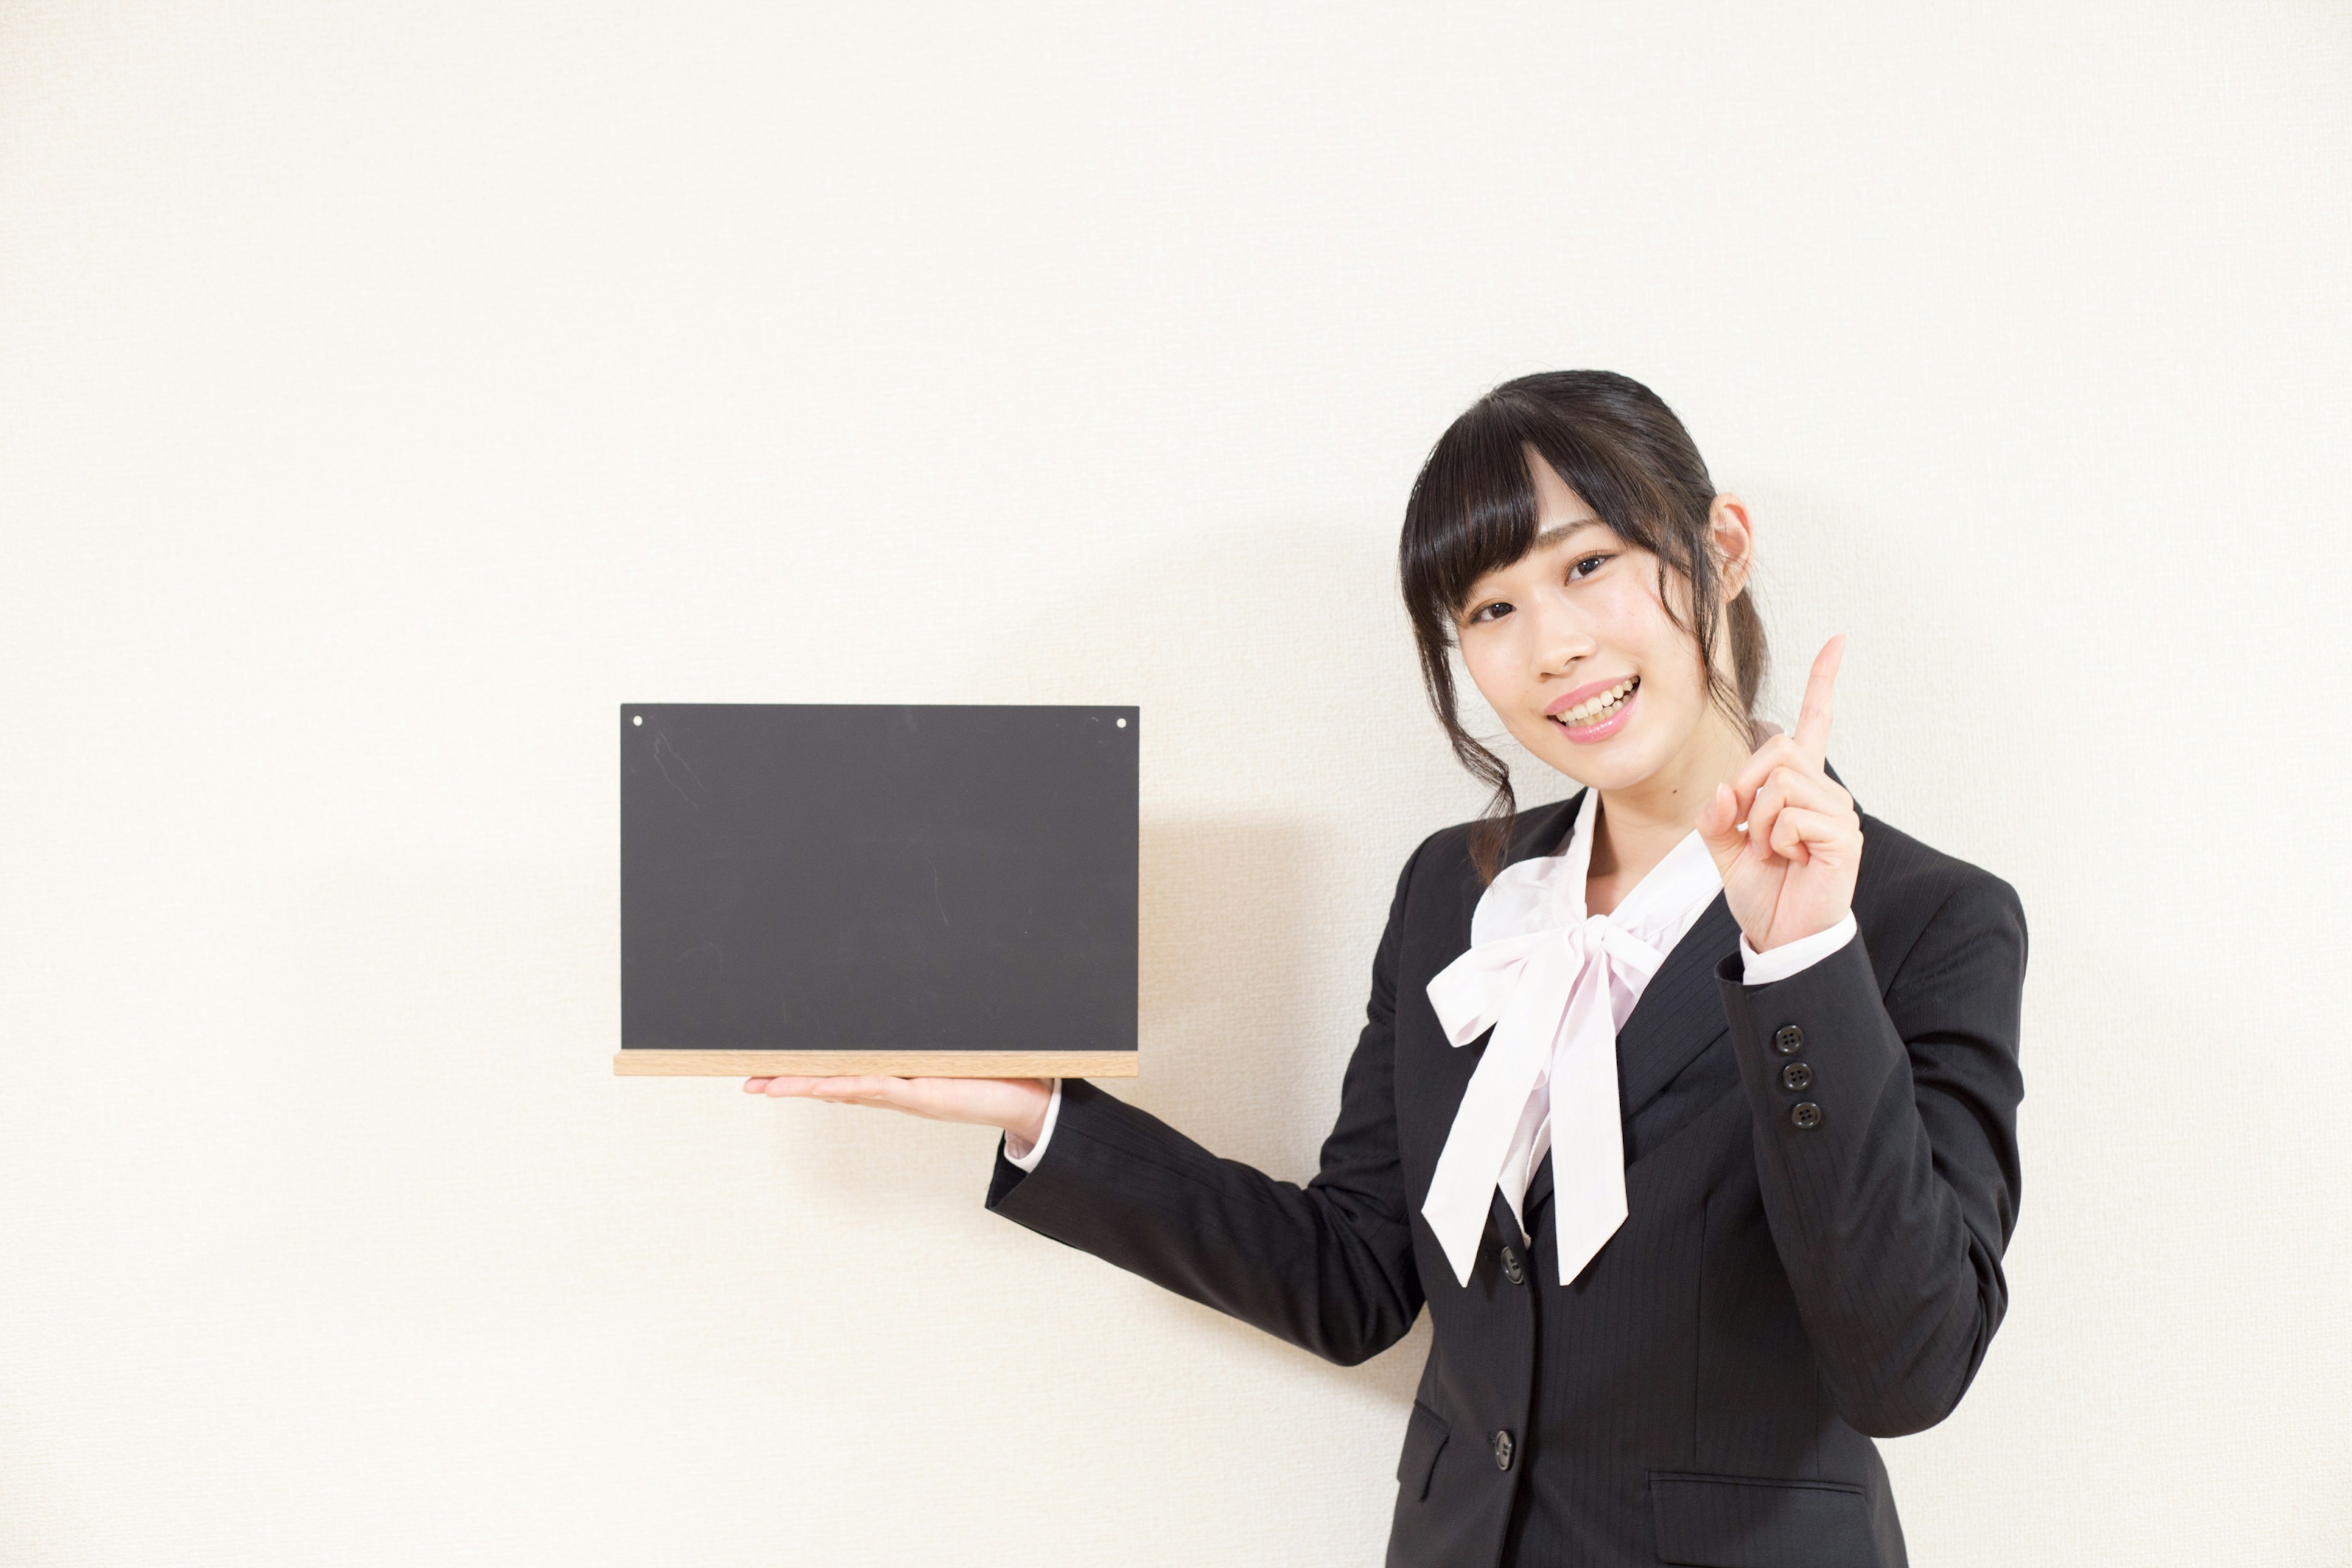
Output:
top-left (614, 704), bottom-right (1139, 1077)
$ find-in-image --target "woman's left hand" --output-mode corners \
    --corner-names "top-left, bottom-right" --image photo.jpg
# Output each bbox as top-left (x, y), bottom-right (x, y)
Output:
top-left (1697, 635), bottom-right (1863, 953)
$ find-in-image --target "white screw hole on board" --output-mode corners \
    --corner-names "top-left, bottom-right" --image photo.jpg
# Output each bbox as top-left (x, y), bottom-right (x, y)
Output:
top-left (633, 716), bottom-right (643, 726)
top-left (1117, 717), bottom-right (1127, 728)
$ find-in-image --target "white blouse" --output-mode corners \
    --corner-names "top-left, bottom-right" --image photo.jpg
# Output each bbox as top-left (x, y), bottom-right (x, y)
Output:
top-left (1008, 790), bottom-right (1858, 1289)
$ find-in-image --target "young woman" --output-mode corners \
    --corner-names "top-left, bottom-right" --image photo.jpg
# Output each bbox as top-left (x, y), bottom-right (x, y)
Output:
top-left (748, 371), bottom-right (2027, 1568)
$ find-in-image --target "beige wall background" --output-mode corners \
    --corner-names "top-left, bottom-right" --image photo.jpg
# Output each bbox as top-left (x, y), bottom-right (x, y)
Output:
top-left (4, 2), bottom-right (2346, 1563)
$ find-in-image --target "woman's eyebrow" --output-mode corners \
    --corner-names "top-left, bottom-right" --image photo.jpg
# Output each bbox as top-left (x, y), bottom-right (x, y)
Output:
top-left (1532, 517), bottom-right (1607, 548)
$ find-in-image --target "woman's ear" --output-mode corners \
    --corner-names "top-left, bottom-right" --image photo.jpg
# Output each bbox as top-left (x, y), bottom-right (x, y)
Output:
top-left (1708, 494), bottom-right (1755, 601)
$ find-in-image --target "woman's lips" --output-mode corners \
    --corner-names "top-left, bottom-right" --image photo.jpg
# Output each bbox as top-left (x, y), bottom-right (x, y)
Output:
top-left (1550, 677), bottom-right (1638, 744)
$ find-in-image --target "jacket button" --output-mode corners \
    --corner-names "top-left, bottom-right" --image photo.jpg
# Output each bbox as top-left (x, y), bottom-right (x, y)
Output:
top-left (1490, 1430), bottom-right (1514, 1471)
top-left (1773, 1025), bottom-right (1805, 1055)
top-left (1791, 1101), bottom-right (1823, 1129)
top-left (1780, 1061), bottom-right (1812, 1092)
top-left (1500, 1246), bottom-right (1525, 1285)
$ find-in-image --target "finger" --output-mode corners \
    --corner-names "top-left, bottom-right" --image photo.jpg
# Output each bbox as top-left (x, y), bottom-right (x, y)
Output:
top-left (1768, 807), bottom-right (1813, 864)
top-left (1697, 780), bottom-right (1747, 874)
top-left (742, 1077), bottom-right (771, 1093)
top-left (1746, 775), bottom-right (1783, 857)
top-left (1761, 761), bottom-right (1851, 818)
top-left (1746, 756), bottom-right (1850, 859)
top-left (1768, 804), bottom-right (1847, 861)
top-left (1747, 763), bottom-right (1820, 856)
top-left (1727, 733), bottom-right (1804, 803)
top-left (1792, 635), bottom-right (1846, 769)
top-left (760, 1076), bottom-right (826, 1097)
top-left (837, 1077), bottom-right (937, 1115)
top-left (895, 1076), bottom-right (979, 1117)
top-left (810, 1076), bottom-right (898, 1101)
top-left (832, 1077), bottom-right (987, 1123)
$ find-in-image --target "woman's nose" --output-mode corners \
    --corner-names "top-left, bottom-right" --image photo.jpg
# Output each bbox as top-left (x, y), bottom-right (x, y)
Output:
top-left (1532, 605), bottom-right (1594, 674)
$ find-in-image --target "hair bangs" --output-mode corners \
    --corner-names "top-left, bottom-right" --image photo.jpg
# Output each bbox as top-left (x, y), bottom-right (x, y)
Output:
top-left (1400, 401), bottom-right (1540, 631)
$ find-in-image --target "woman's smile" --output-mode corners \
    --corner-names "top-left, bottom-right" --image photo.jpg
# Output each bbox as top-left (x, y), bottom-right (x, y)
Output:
top-left (1548, 674), bottom-right (1640, 743)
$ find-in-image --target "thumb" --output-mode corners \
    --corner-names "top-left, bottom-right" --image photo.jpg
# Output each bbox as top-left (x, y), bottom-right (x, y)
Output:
top-left (1697, 780), bottom-right (1745, 872)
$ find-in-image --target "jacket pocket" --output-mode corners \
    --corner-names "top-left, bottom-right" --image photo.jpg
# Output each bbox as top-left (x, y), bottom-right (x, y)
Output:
top-left (1395, 1401), bottom-right (1450, 1502)
top-left (1648, 1470), bottom-right (1878, 1568)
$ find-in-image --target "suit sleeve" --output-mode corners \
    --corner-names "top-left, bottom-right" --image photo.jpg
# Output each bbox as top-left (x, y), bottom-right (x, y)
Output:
top-left (1713, 872), bottom-right (2028, 1437)
top-left (980, 838), bottom-right (1430, 1368)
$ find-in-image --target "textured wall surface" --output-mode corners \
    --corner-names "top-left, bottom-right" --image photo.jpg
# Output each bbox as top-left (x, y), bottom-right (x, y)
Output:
top-left (2, 4), bottom-right (2346, 1564)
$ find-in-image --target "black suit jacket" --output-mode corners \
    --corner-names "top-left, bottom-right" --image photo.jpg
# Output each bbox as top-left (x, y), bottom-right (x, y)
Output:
top-left (985, 777), bottom-right (2027, 1567)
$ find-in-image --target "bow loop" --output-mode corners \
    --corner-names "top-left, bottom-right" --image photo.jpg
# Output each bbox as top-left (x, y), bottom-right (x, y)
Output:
top-left (1425, 915), bottom-right (1667, 1053)
top-left (1423, 928), bottom-right (1553, 1048)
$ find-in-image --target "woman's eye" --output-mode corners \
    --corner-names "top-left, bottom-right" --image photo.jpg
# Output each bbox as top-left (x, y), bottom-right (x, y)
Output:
top-left (1465, 554), bottom-right (1610, 624)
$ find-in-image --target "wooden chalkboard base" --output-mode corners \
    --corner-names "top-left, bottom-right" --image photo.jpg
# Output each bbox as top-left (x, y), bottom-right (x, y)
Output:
top-left (613, 1050), bottom-right (1140, 1078)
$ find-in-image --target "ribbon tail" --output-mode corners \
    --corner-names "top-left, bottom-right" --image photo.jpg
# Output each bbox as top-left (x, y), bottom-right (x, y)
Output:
top-left (1420, 941), bottom-right (1576, 1287)
top-left (1547, 964), bottom-right (1630, 1284)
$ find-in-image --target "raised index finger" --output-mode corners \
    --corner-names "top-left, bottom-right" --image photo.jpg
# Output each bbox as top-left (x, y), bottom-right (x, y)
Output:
top-left (1792, 634), bottom-right (1846, 769)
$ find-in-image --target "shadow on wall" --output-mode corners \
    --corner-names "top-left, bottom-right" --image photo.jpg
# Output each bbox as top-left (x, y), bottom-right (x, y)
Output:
top-left (704, 507), bottom-right (1469, 1405)
top-left (962, 511), bottom-right (1453, 1406)
top-left (1131, 808), bottom-right (1436, 1405)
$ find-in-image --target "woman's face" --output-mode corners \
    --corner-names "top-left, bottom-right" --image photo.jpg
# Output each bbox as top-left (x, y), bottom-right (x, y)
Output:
top-left (1453, 450), bottom-right (1752, 796)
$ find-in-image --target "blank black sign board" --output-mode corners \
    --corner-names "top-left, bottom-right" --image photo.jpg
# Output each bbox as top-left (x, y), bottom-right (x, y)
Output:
top-left (614, 704), bottom-right (1139, 1077)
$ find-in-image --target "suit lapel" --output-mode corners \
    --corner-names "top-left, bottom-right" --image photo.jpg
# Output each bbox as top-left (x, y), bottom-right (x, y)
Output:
top-left (1613, 892), bottom-right (1741, 1116)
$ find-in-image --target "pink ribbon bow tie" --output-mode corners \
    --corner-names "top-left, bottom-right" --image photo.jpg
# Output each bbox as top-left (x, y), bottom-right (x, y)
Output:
top-left (1420, 892), bottom-right (1668, 1289)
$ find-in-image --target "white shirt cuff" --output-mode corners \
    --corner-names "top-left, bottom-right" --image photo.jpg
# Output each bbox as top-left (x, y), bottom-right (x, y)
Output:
top-left (1739, 911), bottom-right (1859, 986)
top-left (1003, 1079), bottom-right (1063, 1172)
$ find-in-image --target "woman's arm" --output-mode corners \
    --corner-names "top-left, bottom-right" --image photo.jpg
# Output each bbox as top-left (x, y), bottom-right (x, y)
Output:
top-left (1715, 865), bottom-right (2027, 1438)
top-left (978, 840), bottom-right (1433, 1368)
top-left (1697, 637), bottom-right (2027, 1434)
top-left (748, 836), bottom-right (1432, 1368)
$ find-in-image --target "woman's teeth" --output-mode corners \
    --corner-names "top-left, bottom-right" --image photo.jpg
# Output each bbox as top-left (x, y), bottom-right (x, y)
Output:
top-left (1555, 677), bottom-right (1638, 728)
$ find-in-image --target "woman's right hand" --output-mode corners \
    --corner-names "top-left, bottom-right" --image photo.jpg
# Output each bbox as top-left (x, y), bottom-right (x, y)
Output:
top-left (743, 1074), bottom-right (1054, 1154)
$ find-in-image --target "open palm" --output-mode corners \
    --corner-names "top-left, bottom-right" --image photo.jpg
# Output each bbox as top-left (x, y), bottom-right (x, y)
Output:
top-left (741, 1072), bottom-right (1055, 1152)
